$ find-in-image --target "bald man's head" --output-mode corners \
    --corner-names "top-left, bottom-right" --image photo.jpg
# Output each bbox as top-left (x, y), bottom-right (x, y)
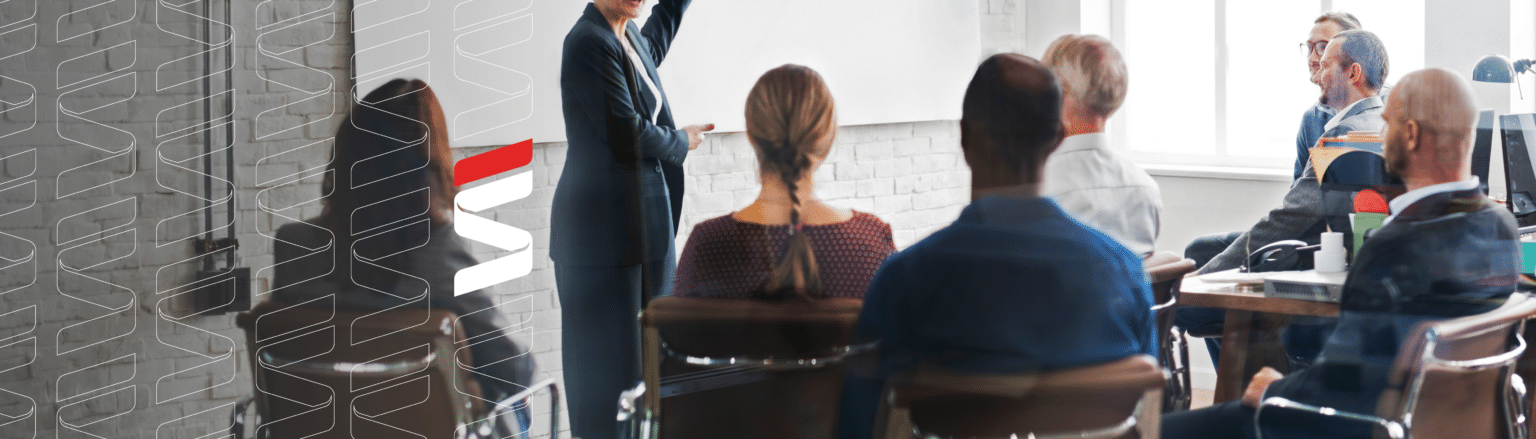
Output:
top-left (960, 53), bottom-right (1064, 186)
top-left (1381, 67), bottom-right (1478, 185)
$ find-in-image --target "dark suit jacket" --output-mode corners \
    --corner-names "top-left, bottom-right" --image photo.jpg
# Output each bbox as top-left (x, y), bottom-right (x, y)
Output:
top-left (1258, 188), bottom-right (1519, 439)
top-left (552, 1), bottom-right (692, 266)
top-left (1200, 96), bottom-right (1387, 274)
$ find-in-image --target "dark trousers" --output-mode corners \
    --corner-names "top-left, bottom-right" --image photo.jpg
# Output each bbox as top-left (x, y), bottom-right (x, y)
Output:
top-left (1179, 231), bottom-right (1244, 365)
top-left (554, 254), bottom-right (675, 439)
top-left (1177, 231), bottom-right (1332, 369)
top-left (1162, 401), bottom-right (1256, 439)
top-left (1162, 400), bottom-right (1376, 439)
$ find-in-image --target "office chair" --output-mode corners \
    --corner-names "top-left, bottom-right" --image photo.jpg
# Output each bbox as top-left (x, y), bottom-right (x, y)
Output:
top-left (1319, 149), bottom-right (1403, 257)
top-left (622, 296), bottom-right (870, 439)
top-left (1256, 293), bottom-right (1536, 439)
top-left (229, 299), bottom-right (559, 439)
top-left (880, 354), bottom-right (1165, 439)
top-left (1146, 251), bottom-right (1198, 412)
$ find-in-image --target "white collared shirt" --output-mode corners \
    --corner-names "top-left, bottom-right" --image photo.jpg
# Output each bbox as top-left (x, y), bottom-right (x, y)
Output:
top-left (621, 36), bottom-right (663, 123)
top-left (1384, 176), bottom-right (1481, 224)
top-left (1323, 96), bottom-right (1373, 134)
top-left (1042, 132), bottom-right (1163, 258)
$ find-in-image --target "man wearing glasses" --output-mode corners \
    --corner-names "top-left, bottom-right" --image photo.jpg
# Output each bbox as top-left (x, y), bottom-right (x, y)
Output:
top-left (1296, 12), bottom-right (1363, 181)
top-left (1179, 12), bottom-right (1373, 367)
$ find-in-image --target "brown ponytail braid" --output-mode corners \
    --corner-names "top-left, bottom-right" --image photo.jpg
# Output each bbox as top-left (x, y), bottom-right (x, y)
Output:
top-left (744, 65), bottom-right (837, 300)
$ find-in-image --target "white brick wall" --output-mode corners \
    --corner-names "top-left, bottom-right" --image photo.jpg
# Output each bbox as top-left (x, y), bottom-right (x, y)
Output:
top-left (0, 0), bottom-right (1024, 437)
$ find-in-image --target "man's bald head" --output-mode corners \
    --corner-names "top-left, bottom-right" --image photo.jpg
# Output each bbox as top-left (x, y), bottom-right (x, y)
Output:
top-left (960, 53), bottom-right (1064, 186)
top-left (1381, 67), bottom-right (1479, 187)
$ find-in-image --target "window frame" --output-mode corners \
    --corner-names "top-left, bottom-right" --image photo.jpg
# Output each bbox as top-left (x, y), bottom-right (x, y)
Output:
top-left (1092, 0), bottom-right (1408, 170)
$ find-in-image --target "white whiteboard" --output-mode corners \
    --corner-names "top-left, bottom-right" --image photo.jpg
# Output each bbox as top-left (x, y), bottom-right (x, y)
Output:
top-left (354, 0), bottom-right (980, 147)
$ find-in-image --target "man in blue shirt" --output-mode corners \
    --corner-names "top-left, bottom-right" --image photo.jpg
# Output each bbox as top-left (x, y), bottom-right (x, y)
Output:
top-left (837, 53), bottom-right (1156, 439)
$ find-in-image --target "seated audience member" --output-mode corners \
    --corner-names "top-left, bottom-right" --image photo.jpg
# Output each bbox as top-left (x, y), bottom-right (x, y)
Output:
top-left (271, 79), bottom-right (535, 423)
top-left (1162, 68), bottom-right (1519, 439)
top-left (673, 65), bottom-right (894, 299)
top-left (1177, 29), bottom-right (1391, 366)
top-left (1199, 29), bottom-right (1388, 275)
top-left (1185, 12), bottom-right (1368, 276)
top-left (1294, 12), bottom-right (1364, 181)
top-left (1039, 34), bottom-right (1160, 258)
top-left (837, 54), bottom-right (1156, 439)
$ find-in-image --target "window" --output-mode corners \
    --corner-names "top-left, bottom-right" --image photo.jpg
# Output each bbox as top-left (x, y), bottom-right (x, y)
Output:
top-left (1097, 0), bottom-right (1426, 169)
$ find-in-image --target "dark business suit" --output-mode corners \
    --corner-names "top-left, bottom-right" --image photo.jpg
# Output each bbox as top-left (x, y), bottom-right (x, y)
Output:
top-left (551, 2), bottom-right (691, 438)
top-left (1163, 187), bottom-right (1520, 439)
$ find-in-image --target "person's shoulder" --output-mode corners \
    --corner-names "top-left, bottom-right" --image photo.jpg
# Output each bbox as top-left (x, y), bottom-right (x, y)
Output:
top-left (1343, 99), bottom-right (1386, 121)
top-left (839, 210), bottom-right (896, 247)
top-left (1099, 145), bottom-right (1160, 186)
top-left (694, 213), bottom-right (742, 231)
top-left (847, 210), bottom-right (893, 229)
top-left (1064, 234), bottom-right (1145, 288)
top-left (1489, 201), bottom-right (1520, 230)
top-left (275, 219), bottom-right (327, 243)
top-left (563, 20), bottom-right (618, 52)
top-left (1046, 209), bottom-right (1143, 263)
top-left (682, 214), bottom-right (746, 244)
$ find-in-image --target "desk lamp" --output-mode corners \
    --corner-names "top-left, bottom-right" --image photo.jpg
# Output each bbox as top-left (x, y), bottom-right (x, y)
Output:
top-left (1474, 54), bottom-right (1534, 97)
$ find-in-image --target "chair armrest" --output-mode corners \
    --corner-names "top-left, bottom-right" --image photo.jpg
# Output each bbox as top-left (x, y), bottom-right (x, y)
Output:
top-left (656, 339), bottom-right (878, 369)
top-left (487, 378), bottom-right (560, 439)
top-left (1508, 373), bottom-right (1529, 439)
top-left (1255, 396), bottom-right (1405, 439)
top-left (229, 396), bottom-right (254, 439)
top-left (1150, 294), bottom-right (1178, 313)
top-left (617, 381), bottom-right (653, 439)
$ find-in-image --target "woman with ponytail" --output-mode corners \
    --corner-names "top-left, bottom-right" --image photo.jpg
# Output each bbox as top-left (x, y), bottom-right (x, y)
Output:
top-left (673, 65), bottom-right (895, 300)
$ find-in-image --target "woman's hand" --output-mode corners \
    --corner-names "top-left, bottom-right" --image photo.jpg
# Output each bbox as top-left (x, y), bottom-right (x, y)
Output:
top-left (1241, 367), bottom-right (1285, 408)
top-left (683, 124), bottom-right (715, 150)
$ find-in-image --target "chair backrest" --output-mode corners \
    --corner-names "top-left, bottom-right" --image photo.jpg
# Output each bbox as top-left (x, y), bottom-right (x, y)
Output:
top-left (1144, 252), bottom-right (1196, 412)
top-left (1145, 251), bottom-right (1196, 310)
top-left (1381, 293), bottom-right (1536, 439)
top-left (645, 296), bottom-right (864, 360)
top-left (891, 354), bottom-right (1165, 439)
top-left (1320, 150), bottom-right (1394, 186)
top-left (642, 296), bottom-right (864, 439)
top-left (1319, 150), bottom-right (1403, 256)
top-left (236, 298), bottom-right (481, 439)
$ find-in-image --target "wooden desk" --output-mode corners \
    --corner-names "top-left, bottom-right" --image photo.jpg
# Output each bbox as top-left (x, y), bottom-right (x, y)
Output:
top-left (1179, 275), bottom-right (1340, 403)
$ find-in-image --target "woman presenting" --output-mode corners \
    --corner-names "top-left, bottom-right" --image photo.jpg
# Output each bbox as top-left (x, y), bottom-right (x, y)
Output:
top-left (552, 0), bottom-right (709, 437)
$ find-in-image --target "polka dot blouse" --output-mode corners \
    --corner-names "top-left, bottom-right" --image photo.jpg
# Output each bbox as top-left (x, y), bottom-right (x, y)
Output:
top-left (673, 211), bottom-right (896, 299)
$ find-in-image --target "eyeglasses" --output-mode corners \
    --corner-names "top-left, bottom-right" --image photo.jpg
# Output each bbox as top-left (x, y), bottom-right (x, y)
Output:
top-left (1300, 40), bottom-right (1328, 56)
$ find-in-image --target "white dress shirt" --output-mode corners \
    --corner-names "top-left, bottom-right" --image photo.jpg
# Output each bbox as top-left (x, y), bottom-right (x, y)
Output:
top-left (1322, 95), bottom-right (1380, 135)
top-left (1042, 132), bottom-right (1163, 258)
top-left (621, 36), bottom-right (663, 123)
top-left (1383, 176), bottom-right (1481, 225)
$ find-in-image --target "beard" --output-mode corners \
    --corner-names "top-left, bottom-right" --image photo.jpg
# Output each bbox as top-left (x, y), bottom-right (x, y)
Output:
top-left (1384, 138), bottom-right (1410, 177)
top-left (1322, 79), bottom-right (1346, 108)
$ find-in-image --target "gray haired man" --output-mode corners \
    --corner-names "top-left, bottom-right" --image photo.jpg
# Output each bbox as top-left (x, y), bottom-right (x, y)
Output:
top-left (1178, 30), bottom-right (1390, 369)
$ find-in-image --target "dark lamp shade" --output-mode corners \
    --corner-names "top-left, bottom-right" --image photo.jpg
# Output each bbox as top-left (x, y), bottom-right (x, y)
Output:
top-left (1475, 55), bottom-right (1516, 83)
